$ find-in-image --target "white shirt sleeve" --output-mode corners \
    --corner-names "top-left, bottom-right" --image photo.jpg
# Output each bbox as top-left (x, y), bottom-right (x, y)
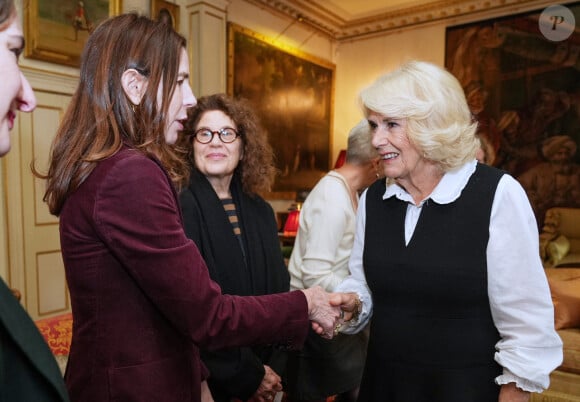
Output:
top-left (334, 189), bottom-right (373, 334)
top-left (488, 175), bottom-right (563, 392)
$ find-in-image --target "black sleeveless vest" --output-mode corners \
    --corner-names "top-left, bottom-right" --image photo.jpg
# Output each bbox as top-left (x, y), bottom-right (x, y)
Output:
top-left (359, 164), bottom-right (505, 402)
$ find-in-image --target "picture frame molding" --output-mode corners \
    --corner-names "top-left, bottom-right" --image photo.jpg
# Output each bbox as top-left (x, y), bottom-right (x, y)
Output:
top-left (444, 2), bottom-right (580, 228)
top-left (24, 0), bottom-right (122, 67)
top-left (227, 22), bottom-right (336, 199)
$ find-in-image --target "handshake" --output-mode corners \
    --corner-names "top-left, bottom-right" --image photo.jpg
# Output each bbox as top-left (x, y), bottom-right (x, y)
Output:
top-left (301, 287), bottom-right (361, 339)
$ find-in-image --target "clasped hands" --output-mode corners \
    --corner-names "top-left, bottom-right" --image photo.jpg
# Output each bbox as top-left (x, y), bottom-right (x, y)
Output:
top-left (301, 287), bottom-right (360, 339)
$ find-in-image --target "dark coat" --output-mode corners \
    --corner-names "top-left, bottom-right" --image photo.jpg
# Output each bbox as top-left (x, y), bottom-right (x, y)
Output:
top-left (59, 147), bottom-right (309, 402)
top-left (180, 169), bottom-right (290, 401)
top-left (0, 278), bottom-right (70, 402)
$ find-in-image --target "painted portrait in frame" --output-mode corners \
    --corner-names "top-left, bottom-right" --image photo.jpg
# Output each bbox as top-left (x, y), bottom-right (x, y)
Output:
top-left (25, 0), bottom-right (122, 67)
top-left (445, 2), bottom-right (580, 228)
top-left (151, 0), bottom-right (179, 31)
top-left (227, 23), bottom-right (335, 196)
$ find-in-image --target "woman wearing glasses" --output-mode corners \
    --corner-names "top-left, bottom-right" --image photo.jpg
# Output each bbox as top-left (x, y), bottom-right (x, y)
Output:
top-left (180, 93), bottom-right (289, 402)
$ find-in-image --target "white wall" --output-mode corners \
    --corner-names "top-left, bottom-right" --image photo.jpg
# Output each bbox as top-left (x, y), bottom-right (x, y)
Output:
top-left (333, 23), bottom-right (447, 156)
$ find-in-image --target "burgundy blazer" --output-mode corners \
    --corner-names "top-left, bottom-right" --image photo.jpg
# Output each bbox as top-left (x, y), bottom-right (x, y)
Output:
top-left (59, 147), bottom-right (309, 402)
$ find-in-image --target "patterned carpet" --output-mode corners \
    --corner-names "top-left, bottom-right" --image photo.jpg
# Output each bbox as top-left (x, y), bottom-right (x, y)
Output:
top-left (35, 312), bottom-right (73, 374)
top-left (35, 312), bottom-right (73, 356)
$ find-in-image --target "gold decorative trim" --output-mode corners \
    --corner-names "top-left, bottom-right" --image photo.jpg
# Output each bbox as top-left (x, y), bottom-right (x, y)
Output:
top-left (244, 0), bottom-right (571, 40)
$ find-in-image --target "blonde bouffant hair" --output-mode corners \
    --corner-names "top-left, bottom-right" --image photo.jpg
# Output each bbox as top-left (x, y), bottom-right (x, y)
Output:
top-left (359, 60), bottom-right (479, 172)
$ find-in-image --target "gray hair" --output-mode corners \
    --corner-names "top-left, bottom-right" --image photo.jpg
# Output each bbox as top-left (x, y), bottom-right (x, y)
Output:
top-left (346, 119), bottom-right (378, 164)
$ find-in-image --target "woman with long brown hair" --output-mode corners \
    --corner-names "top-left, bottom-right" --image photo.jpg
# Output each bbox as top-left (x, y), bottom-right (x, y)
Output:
top-left (39, 13), bottom-right (344, 402)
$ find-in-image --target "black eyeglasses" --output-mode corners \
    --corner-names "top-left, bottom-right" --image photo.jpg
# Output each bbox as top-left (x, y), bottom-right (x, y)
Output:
top-left (193, 127), bottom-right (240, 144)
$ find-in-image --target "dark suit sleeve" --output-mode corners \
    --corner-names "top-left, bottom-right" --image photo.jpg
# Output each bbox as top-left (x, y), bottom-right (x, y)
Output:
top-left (0, 279), bottom-right (70, 402)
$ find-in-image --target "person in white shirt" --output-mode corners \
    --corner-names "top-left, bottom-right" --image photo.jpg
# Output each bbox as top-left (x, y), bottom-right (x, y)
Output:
top-left (286, 119), bottom-right (380, 402)
top-left (335, 60), bottom-right (563, 402)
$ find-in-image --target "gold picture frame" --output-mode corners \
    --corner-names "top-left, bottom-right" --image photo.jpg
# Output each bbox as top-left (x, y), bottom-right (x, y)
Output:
top-left (227, 23), bottom-right (335, 196)
top-left (151, 0), bottom-right (179, 31)
top-left (25, 0), bottom-right (122, 67)
top-left (445, 3), bottom-right (580, 229)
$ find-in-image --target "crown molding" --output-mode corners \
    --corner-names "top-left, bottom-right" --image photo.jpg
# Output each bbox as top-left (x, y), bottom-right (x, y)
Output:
top-left (243, 0), bottom-right (564, 41)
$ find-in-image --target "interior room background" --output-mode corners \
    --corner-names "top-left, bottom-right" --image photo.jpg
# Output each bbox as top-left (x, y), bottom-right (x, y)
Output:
top-left (1, 0), bottom-right (573, 320)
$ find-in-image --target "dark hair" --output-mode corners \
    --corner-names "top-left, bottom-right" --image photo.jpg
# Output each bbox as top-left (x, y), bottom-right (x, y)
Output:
top-left (182, 93), bottom-right (277, 195)
top-left (40, 13), bottom-right (188, 215)
top-left (0, 0), bottom-right (16, 29)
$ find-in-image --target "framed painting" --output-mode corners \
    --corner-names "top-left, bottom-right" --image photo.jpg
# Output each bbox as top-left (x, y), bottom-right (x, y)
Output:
top-left (25, 0), bottom-right (122, 67)
top-left (445, 2), bottom-right (580, 228)
top-left (151, 0), bottom-right (179, 31)
top-left (227, 23), bottom-right (335, 197)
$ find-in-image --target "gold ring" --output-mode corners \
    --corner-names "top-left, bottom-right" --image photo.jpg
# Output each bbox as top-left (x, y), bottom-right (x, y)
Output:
top-left (334, 323), bottom-right (342, 335)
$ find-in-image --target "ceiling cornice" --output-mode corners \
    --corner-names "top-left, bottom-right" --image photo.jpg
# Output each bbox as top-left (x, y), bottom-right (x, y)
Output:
top-left (244, 0), bottom-right (561, 41)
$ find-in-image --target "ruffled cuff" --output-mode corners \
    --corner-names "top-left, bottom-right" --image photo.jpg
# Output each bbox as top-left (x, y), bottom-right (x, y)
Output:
top-left (495, 368), bottom-right (545, 393)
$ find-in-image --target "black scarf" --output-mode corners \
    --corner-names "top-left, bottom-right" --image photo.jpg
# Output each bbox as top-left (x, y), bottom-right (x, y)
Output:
top-left (179, 168), bottom-right (289, 296)
top-left (179, 169), bottom-right (290, 401)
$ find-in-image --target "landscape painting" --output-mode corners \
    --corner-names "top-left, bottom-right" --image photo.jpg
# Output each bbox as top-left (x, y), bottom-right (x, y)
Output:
top-left (25, 0), bottom-right (122, 67)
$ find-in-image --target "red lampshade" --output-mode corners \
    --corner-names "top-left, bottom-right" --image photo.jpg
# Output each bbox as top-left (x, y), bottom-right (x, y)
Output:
top-left (283, 209), bottom-right (300, 236)
top-left (334, 149), bottom-right (347, 169)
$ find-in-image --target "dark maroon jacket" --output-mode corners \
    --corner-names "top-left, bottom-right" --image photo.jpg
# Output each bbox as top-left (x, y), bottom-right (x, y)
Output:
top-left (59, 147), bottom-right (308, 401)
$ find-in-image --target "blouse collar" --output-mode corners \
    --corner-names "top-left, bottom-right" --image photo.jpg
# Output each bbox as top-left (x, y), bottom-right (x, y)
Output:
top-left (383, 159), bottom-right (477, 205)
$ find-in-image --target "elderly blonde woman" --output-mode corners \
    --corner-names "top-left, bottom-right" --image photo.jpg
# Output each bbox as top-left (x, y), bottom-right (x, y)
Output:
top-left (336, 61), bottom-right (562, 402)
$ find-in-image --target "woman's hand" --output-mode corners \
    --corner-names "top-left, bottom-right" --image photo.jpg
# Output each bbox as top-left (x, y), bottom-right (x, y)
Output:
top-left (301, 286), bottom-right (342, 339)
top-left (336, 292), bottom-right (361, 322)
top-left (310, 291), bottom-right (362, 336)
top-left (248, 365), bottom-right (283, 402)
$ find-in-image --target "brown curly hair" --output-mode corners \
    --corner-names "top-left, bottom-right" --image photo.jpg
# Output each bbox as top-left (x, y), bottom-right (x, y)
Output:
top-left (181, 93), bottom-right (277, 195)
